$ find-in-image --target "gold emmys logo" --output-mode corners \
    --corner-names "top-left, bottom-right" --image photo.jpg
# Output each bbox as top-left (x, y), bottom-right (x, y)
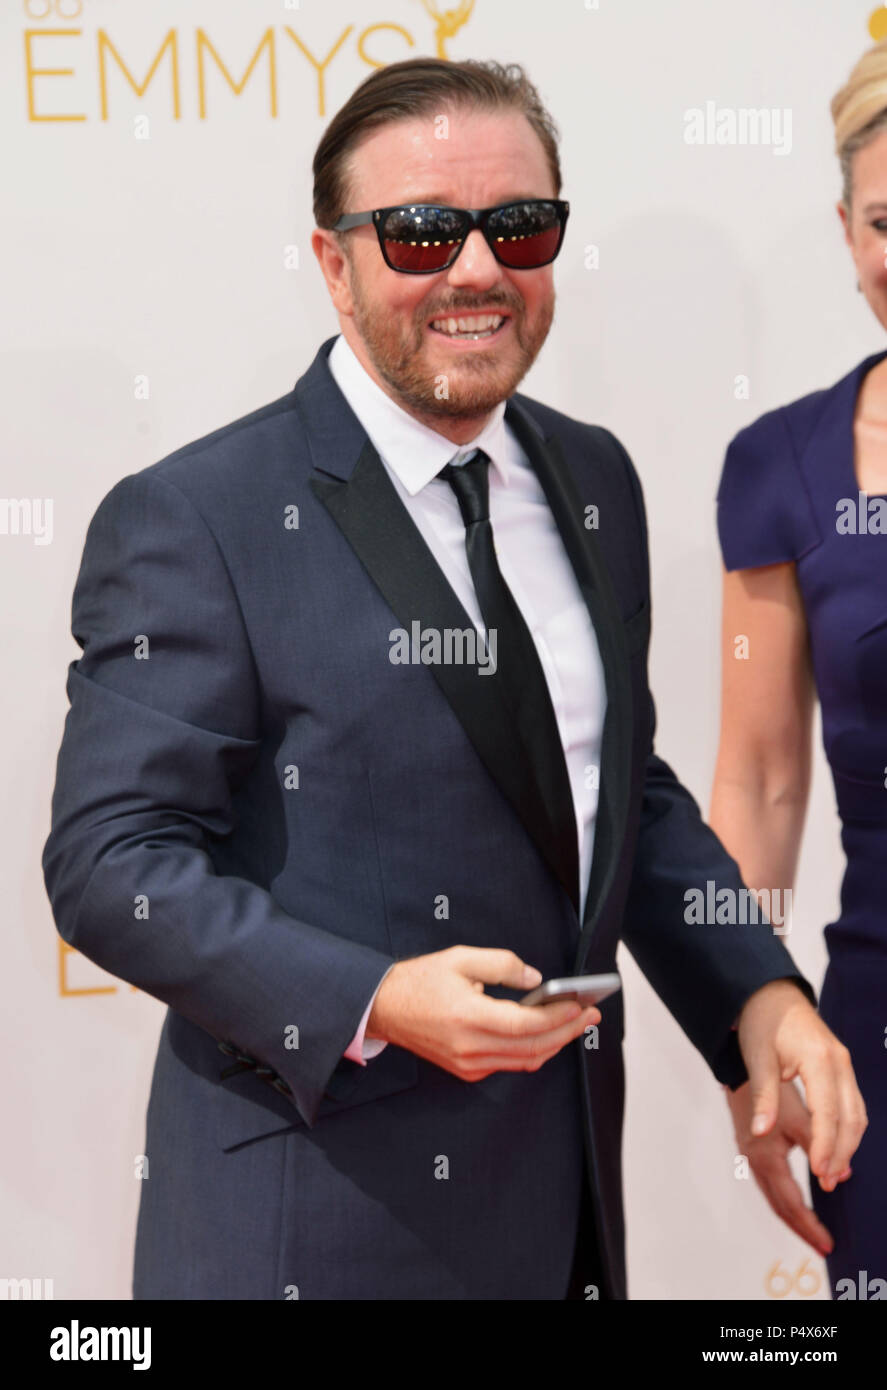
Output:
top-left (421, 0), bottom-right (475, 59)
top-left (22, 0), bottom-right (478, 122)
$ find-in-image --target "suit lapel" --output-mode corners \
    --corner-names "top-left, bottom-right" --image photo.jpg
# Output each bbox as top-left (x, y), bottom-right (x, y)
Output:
top-left (310, 442), bottom-right (579, 910)
top-left (504, 399), bottom-right (634, 951)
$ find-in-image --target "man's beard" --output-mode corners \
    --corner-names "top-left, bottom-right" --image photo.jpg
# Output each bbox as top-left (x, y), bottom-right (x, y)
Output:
top-left (348, 270), bottom-right (554, 421)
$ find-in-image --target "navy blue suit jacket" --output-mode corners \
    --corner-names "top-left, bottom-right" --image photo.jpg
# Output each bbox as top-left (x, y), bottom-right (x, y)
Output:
top-left (43, 337), bottom-right (815, 1299)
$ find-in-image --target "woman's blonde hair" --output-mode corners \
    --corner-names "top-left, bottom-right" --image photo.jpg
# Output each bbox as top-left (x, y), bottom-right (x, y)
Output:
top-left (832, 38), bottom-right (887, 210)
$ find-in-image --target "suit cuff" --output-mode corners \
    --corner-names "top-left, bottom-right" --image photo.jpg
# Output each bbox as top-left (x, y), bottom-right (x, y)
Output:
top-left (343, 966), bottom-right (395, 1065)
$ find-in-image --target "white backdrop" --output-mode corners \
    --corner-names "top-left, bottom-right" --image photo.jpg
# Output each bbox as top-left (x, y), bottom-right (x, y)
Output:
top-left (3, 0), bottom-right (884, 1300)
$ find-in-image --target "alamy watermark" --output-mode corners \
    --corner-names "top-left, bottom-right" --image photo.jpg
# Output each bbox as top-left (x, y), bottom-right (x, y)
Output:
top-left (49, 1320), bottom-right (151, 1370)
top-left (836, 493), bottom-right (887, 534)
top-left (683, 103), bottom-right (792, 157)
top-left (0, 497), bottom-right (53, 545)
top-left (684, 881), bottom-right (792, 935)
top-left (0, 1277), bottom-right (53, 1299)
top-left (389, 622), bottom-right (497, 675)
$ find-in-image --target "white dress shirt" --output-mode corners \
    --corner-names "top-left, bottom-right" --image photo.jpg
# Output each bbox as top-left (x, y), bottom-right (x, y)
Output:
top-left (328, 332), bottom-right (607, 1063)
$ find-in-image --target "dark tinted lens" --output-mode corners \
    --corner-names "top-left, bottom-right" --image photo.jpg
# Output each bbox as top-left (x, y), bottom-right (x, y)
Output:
top-left (380, 206), bottom-right (465, 272)
top-left (486, 201), bottom-right (564, 268)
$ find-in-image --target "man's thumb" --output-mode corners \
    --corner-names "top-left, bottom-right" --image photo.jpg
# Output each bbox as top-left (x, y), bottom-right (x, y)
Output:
top-left (462, 949), bottom-right (542, 989)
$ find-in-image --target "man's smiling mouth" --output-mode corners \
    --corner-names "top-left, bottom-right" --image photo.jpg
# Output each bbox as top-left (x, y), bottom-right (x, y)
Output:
top-left (428, 313), bottom-right (509, 340)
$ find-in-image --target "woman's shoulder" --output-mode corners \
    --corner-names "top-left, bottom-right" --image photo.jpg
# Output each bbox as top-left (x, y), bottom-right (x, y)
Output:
top-left (728, 351), bottom-right (887, 463)
top-left (714, 368), bottom-right (856, 571)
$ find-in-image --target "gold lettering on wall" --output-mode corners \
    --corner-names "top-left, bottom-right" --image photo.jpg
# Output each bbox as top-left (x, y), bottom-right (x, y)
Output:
top-left (24, 28), bottom-right (85, 120)
top-left (197, 27), bottom-right (277, 119)
top-left (58, 939), bottom-right (138, 997)
top-left (357, 23), bottom-right (414, 73)
top-left (22, 7), bottom-right (477, 122)
top-left (98, 28), bottom-right (180, 120)
top-left (284, 26), bottom-right (353, 119)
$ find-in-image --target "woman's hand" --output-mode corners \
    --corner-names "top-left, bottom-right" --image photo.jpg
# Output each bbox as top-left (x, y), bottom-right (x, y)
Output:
top-left (725, 1076), bottom-right (848, 1257)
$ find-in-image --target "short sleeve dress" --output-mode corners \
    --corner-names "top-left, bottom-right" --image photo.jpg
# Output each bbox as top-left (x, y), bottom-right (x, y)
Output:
top-left (716, 349), bottom-right (887, 1293)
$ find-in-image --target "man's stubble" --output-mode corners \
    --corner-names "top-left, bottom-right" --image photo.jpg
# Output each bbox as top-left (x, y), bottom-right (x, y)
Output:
top-left (346, 250), bottom-right (555, 422)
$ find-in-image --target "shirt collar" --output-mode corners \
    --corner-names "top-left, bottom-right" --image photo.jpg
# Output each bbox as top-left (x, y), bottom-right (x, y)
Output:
top-left (328, 333), bottom-right (510, 496)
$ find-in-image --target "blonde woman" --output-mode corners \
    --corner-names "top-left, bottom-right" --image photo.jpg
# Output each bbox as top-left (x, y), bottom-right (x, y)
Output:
top-left (710, 41), bottom-right (887, 1294)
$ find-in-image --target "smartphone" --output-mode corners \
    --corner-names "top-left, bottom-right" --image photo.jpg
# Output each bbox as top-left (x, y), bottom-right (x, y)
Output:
top-left (520, 972), bottom-right (621, 1008)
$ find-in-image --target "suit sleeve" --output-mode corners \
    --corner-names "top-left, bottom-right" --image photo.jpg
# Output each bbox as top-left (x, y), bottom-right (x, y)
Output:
top-left (42, 469), bottom-right (396, 1127)
top-left (600, 429), bottom-right (817, 1090)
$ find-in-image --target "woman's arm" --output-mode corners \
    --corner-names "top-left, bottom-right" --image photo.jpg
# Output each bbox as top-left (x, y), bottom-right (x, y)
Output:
top-left (709, 560), bottom-right (846, 1257)
top-left (709, 560), bottom-right (816, 900)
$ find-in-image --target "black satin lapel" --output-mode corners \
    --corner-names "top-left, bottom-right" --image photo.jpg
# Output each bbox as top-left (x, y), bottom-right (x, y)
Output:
top-left (310, 439), bottom-right (581, 912)
top-left (505, 405), bottom-right (634, 950)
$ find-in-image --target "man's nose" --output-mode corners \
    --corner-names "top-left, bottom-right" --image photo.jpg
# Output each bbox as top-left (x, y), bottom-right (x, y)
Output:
top-left (446, 228), bottom-right (502, 288)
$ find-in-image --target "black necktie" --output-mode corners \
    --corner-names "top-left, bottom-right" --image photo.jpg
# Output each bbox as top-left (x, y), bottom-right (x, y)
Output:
top-left (440, 450), bottom-right (578, 902)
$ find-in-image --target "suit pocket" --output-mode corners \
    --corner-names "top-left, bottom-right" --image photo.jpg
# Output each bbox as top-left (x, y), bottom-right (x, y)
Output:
top-left (215, 1041), bottom-right (420, 1152)
top-left (623, 599), bottom-right (651, 657)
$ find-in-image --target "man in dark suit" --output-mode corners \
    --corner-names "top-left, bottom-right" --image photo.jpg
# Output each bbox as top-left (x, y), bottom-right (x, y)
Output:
top-left (43, 57), bottom-right (865, 1300)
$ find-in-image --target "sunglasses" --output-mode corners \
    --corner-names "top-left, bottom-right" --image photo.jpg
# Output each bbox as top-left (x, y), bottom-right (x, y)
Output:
top-left (332, 198), bottom-right (570, 274)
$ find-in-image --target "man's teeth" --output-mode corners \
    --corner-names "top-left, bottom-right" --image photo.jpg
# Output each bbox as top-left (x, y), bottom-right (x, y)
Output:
top-left (430, 314), bottom-right (505, 338)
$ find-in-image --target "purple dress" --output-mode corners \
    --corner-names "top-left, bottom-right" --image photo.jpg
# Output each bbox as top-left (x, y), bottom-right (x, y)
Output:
top-left (717, 350), bottom-right (887, 1296)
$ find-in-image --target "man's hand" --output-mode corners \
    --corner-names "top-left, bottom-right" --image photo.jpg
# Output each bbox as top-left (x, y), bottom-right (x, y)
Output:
top-left (725, 1078), bottom-right (840, 1257)
top-left (367, 945), bottom-right (600, 1082)
top-left (736, 979), bottom-right (867, 1195)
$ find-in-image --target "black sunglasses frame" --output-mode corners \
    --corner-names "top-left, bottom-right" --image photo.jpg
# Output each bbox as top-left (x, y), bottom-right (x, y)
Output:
top-left (332, 199), bottom-right (570, 274)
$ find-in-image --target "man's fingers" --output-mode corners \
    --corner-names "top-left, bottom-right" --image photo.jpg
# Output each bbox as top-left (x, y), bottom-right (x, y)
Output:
top-left (746, 1047), bottom-right (783, 1138)
top-left (782, 1098), bottom-right (813, 1151)
top-left (486, 997), bottom-right (601, 1039)
top-left (458, 1006), bottom-right (599, 1073)
top-left (797, 1047), bottom-right (842, 1181)
top-left (818, 1047), bottom-right (868, 1186)
top-left (461, 985), bottom-right (600, 1039)
top-left (758, 1163), bottom-right (834, 1257)
top-left (448, 948), bottom-right (604, 1040)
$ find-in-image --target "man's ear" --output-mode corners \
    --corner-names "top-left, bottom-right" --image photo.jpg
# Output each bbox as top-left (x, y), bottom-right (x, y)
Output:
top-left (311, 228), bottom-right (354, 317)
